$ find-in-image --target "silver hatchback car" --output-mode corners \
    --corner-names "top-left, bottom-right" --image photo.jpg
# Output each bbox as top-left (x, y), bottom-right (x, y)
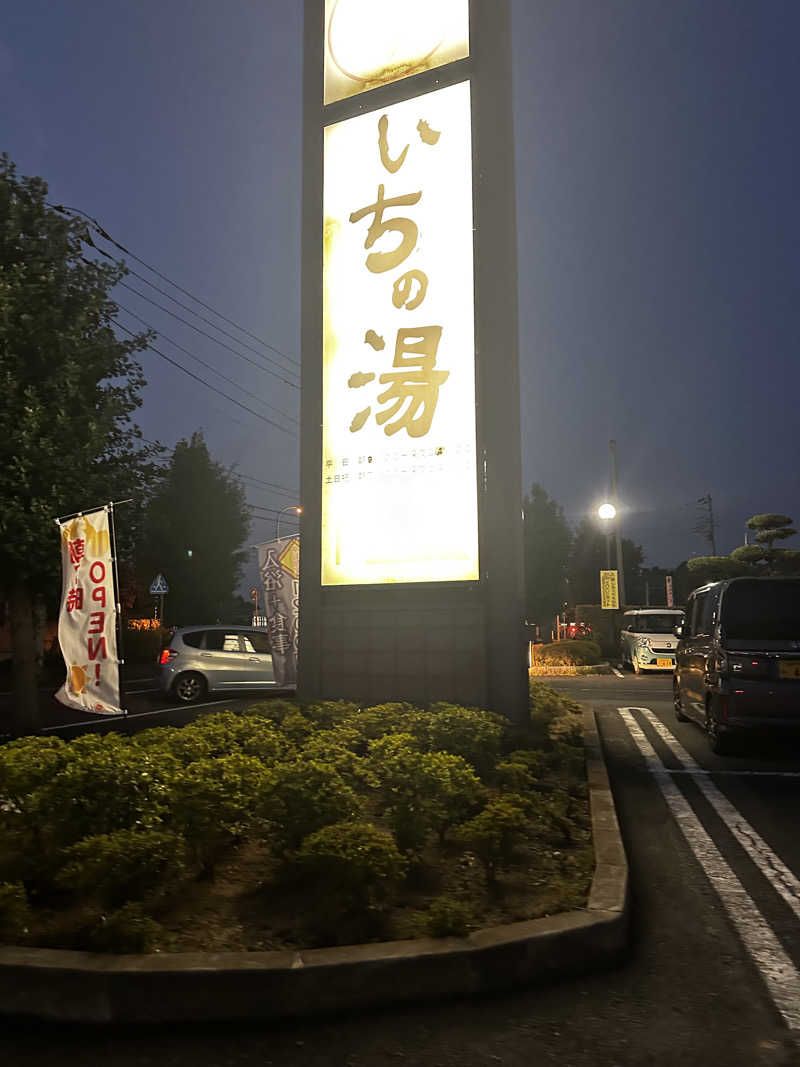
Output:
top-left (158, 625), bottom-right (280, 704)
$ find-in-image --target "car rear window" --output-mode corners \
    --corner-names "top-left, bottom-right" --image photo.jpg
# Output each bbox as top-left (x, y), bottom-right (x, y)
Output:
top-left (181, 630), bottom-right (205, 649)
top-left (722, 581), bottom-right (800, 641)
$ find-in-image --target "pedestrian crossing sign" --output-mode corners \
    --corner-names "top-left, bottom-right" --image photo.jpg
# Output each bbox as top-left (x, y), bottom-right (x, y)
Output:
top-left (149, 573), bottom-right (169, 595)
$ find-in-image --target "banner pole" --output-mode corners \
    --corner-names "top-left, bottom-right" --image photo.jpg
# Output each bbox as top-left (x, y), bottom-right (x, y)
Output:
top-left (107, 501), bottom-right (128, 725)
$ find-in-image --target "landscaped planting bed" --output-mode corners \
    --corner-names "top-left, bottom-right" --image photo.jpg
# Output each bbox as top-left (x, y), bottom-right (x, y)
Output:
top-left (0, 684), bottom-right (592, 954)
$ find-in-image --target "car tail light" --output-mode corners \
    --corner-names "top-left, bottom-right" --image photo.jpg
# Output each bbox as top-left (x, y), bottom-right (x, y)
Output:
top-left (159, 648), bottom-right (177, 665)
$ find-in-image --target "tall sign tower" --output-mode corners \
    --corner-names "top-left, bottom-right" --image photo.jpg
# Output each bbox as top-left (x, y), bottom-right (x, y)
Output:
top-left (300, 0), bottom-right (528, 721)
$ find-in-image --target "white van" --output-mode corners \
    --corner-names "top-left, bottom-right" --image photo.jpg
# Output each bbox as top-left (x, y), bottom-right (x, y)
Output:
top-left (620, 608), bottom-right (684, 674)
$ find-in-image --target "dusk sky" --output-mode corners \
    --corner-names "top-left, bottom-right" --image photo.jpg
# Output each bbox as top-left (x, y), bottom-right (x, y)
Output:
top-left (3, 0), bottom-right (798, 584)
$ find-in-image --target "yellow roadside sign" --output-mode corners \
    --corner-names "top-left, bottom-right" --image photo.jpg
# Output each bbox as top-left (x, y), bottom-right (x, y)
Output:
top-left (600, 570), bottom-right (619, 610)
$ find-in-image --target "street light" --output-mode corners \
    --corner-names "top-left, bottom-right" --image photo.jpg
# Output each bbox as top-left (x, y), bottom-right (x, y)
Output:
top-left (597, 503), bottom-right (616, 568)
top-left (276, 505), bottom-right (302, 541)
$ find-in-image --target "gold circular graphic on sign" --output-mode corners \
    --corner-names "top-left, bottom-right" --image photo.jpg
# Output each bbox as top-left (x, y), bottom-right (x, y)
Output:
top-left (326, 0), bottom-right (446, 87)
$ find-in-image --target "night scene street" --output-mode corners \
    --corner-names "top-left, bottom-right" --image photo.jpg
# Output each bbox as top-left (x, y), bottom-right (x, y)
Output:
top-left (2, 1), bottom-right (800, 1063)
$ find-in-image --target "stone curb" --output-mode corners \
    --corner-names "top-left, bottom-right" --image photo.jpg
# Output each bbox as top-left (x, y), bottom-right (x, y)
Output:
top-left (0, 708), bottom-right (628, 1024)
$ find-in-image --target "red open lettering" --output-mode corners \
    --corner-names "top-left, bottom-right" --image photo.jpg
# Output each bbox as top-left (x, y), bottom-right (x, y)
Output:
top-left (89, 561), bottom-right (106, 583)
top-left (91, 586), bottom-right (107, 607)
top-left (88, 635), bottom-right (107, 661)
top-left (88, 611), bottom-right (105, 635)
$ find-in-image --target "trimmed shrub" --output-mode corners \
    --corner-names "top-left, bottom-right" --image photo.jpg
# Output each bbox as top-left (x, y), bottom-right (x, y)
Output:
top-left (87, 902), bottom-right (165, 954)
top-left (56, 829), bottom-right (192, 907)
top-left (455, 795), bottom-right (532, 883)
top-left (0, 882), bottom-right (31, 943)
top-left (260, 759), bottom-right (362, 854)
top-left (34, 740), bottom-right (179, 849)
top-left (132, 725), bottom-right (217, 765)
top-left (348, 703), bottom-right (418, 741)
top-left (535, 640), bottom-right (601, 666)
top-left (303, 700), bottom-right (360, 729)
top-left (293, 821), bottom-right (407, 914)
top-left (368, 734), bottom-right (485, 850)
top-left (0, 735), bottom-right (70, 804)
top-left (426, 895), bottom-right (471, 938)
top-left (407, 704), bottom-right (505, 777)
top-left (185, 711), bottom-right (286, 761)
top-left (169, 753), bottom-right (270, 867)
top-left (241, 699), bottom-right (302, 726)
top-left (300, 726), bottom-right (369, 788)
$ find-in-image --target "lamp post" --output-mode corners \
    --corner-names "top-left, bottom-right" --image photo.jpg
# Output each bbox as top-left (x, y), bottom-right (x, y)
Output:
top-left (276, 505), bottom-right (302, 541)
top-left (597, 503), bottom-right (616, 569)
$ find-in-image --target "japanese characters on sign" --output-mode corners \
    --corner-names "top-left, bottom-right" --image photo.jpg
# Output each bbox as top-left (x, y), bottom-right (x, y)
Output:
top-left (323, 0), bottom-right (469, 105)
top-left (55, 508), bottom-right (121, 715)
top-left (600, 570), bottom-right (620, 611)
top-left (323, 80), bottom-right (478, 585)
top-left (257, 537), bottom-right (300, 686)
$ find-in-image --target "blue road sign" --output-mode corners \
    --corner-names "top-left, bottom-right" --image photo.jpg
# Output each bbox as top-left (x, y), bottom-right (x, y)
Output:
top-left (149, 573), bottom-right (169, 595)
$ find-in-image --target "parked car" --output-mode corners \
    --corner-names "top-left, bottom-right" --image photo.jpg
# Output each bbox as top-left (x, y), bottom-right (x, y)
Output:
top-left (158, 625), bottom-right (283, 704)
top-left (674, 577), bottom-right (800, 754)
top-left (619, 608), bottom-right (685, 673)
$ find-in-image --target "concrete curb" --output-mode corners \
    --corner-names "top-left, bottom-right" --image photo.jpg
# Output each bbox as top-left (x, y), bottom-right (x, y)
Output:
top-left (0, 708), bottom-right (628, 1024)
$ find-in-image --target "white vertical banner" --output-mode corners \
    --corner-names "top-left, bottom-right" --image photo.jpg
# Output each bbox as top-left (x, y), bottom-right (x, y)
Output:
top-left (257, 537), bottom-right (300, 687)
top-left (55, 507), bottom-right (121, 714)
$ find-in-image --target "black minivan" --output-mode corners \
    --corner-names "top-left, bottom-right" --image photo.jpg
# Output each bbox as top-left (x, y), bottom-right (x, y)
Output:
top-left (674, 577), bottom-right (800, 754)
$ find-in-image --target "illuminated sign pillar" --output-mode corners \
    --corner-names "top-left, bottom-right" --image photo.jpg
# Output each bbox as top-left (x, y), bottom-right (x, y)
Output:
top-left (300, 0), bottom-right (528, 722)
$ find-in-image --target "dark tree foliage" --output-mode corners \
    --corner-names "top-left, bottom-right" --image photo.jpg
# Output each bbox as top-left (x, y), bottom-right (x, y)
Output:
top-left (135, 432), bottom-right (250, 625)
top-left (0, 155), bottom-right (158, 732)
top-left (567, 517), bottom-right (644, 605)
top-left (688, 511), bottom-right (800, 585)
top-left (522, 484), bottom-right (572, 629)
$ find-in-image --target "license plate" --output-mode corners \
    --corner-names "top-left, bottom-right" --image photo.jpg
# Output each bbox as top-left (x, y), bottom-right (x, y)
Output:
top-left (656, 658), bottom-right (674, 668)
top-left (779, 660), bottom-right (800, 679)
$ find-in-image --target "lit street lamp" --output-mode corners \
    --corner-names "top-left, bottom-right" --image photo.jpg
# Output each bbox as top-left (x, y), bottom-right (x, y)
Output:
top-left (276, 505), bottom-right (302, 541)
top-left (597, 502), bottom-right (616, 569)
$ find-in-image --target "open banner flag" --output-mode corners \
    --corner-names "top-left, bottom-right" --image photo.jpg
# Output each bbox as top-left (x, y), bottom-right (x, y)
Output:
top-left (55, 507), bottom-right (121, 715)
top-left (257, 537), bottom-right (299, 687)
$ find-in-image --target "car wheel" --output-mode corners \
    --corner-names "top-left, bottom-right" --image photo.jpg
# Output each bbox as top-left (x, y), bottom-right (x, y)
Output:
top-left (673, 680), bottom-right (690, 722)
top-left (705, 698), bottom-right (734, 755)
top-left (172, 671), bottom-right (208, 705)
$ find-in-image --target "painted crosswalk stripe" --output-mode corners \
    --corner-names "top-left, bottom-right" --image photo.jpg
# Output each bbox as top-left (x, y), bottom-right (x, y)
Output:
top-left (636, 707), bottom-right (800, 923)
top-left (618, 707), bottom-right (800, 1032)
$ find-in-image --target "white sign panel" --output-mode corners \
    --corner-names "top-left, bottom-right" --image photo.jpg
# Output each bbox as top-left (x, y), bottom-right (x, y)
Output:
top-left (324, 0), bottom-right (469, 105)
top-left (55, 508), bottom-right (121, 715)
top-left (322, 80), bottom-right (478, 586)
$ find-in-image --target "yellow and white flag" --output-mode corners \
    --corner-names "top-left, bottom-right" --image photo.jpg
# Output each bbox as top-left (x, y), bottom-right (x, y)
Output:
top-left (54, 507), bottom-right (122, 714)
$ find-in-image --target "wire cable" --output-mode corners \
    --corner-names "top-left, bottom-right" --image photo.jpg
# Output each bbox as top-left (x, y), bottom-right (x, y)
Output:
top-left (118, 280), bottom-right (299, 389)
top-left (49, 200), bottom-right (300, 371)
top-left (116, 302), bottom-right (298, 428)
top-left (115, 323), bottom-right (297, 436)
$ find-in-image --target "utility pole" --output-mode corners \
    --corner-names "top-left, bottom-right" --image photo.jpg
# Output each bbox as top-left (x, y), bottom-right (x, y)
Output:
top-left (609, 440), bottom-right (627, 606)
top-left (696, 493), bottom-right (718, 555)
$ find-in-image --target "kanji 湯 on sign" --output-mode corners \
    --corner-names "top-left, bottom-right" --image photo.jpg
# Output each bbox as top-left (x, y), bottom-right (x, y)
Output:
top-left (322, 80), bottom-right (478, 585)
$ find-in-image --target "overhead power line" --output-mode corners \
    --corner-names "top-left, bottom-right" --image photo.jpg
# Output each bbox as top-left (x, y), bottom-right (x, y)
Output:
top-left (118, 280), bottom-right (299, 389)
top-left (115, 323), bottom-right (297, 436)
top-left (49, 200), bottom-right (300, 371)
top-left (116, 302), bottom-right (298, 429)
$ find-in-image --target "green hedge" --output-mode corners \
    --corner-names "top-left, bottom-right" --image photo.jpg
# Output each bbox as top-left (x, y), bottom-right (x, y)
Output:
top-left (534, 639), bottom-right (602, 666)
top-left (0, 686), bottom-right (587, 949)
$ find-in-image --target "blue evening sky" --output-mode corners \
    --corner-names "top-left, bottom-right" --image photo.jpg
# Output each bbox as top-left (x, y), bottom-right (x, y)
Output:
top-left (2, 1), bottom-right (798, 582)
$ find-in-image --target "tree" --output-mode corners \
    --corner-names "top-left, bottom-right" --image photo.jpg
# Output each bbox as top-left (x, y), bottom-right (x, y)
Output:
top-left (522, 484), bottom-right (572, 629)
top-left (567, 517), bottom-right (644, 605)
top-left (0, 156), bottom-right (157, 734)
top-left (685, 511), bottom-right (800, 589)
top-left (135, 432), bottom-right (250, 624)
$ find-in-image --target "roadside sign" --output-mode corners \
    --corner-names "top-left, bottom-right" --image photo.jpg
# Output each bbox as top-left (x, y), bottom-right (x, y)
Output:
top-left (665, 575), bottom-right (674, 607)
top-left (600, 570), bottom-right (619, 610)
top-left (149, 573), bottom-right (169, 595)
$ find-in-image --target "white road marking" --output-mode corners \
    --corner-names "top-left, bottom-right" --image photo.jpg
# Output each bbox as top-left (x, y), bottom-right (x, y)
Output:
top-left (611, 667), bottom-right (624, 678)
top-left (618, 707), bottom-right (800, 1032)
top-left (637, 707), bottom-right (800, 923)
top-left (125, 687), bottom-right (159, 695)
top-left (670, 769), bottom-right (800, 778)
top-left (41, 697), bottom-right (232, 732)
